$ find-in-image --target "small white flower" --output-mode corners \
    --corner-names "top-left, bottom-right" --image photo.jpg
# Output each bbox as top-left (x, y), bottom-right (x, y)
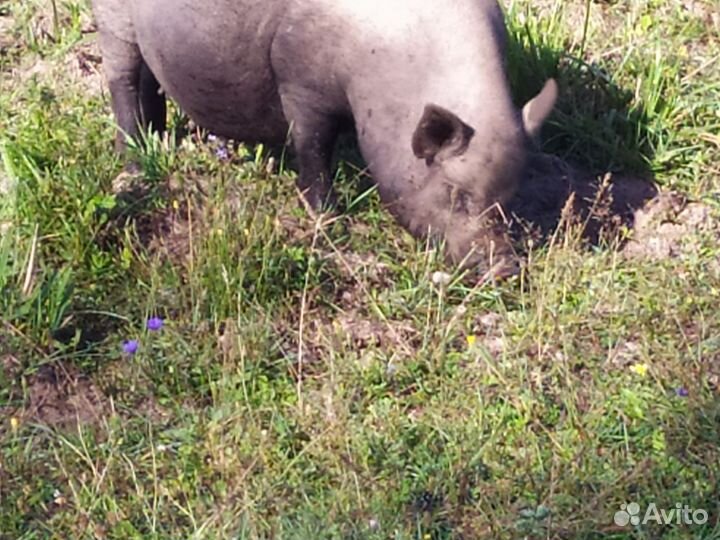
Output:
top-left (431, 271), bottom-right (452, 286)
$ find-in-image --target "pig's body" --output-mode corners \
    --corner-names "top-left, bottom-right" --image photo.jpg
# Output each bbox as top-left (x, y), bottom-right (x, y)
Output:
top-left (92, 0), bottom-right (556, 270)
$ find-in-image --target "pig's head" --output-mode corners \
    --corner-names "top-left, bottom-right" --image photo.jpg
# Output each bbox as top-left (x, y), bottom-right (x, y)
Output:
top-left (403, 79), bottom-right (558, 275)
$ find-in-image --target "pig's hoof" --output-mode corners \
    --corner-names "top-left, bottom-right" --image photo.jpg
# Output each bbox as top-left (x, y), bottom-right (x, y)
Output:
top-left (297, 187), bottom-right (338, 218)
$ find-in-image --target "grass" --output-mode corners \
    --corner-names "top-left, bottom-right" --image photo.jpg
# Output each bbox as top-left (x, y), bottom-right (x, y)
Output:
top-left (1, 0), bottom-right (719, 538)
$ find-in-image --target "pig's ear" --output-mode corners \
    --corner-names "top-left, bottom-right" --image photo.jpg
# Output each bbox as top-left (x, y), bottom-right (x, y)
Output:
top-left (521, 79), bottom-right (557, 139)
top-left (412, 104), bottom-right (475, 165)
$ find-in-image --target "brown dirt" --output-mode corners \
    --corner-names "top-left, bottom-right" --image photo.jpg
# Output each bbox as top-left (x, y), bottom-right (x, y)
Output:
top-left (509, 152), bottom-right (658, 243)
top-left (104, 168), bottom-right (211, 265)
top-left (67, 40), bottom-right (104, 95)
top-left (0, 11), bottom-right (13, 55)
top-left (325, 249), bottom-right (420, 357)
top-left (270, 245), bottom-right (419, 375)
top-left (623, 191), bottom-right (719, 260)
top-left (144, 204), bottom-right (195, 263)
top-left (5, 362), bottom-right (108, 430)
top-left (14, 38), bottom-right (104, 97)
top-left (1, 353), bottom-right (22, 382)
top-left (509, 152), bottom-right (719, 260)
top-left (471, 311), bottom-right (507, 358)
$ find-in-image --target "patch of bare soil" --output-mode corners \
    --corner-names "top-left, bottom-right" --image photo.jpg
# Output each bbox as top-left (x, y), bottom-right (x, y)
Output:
top-left (334, 309), bottom-right (418, 352)
top-left (101, 168), bottom-right (211, 265)
top-left (269, 247), bottom-right (419, 374)
top-left (471, 311), bottom-right (506, 358)
top-left (274, 306), bottom-right (420, 378)
top-left (143, 201), bottom-right (195, 264)
top-left (623, 192), bottom-right (719, 260)
top-left (5, 362), bottom-right (107, 430)
top-left (68, 40), bottom-right (104, 95)
top-left (510, 152), bottom-right (719, 260)
top-left (0, 11), bottom-right (13, 57)
top-left (325, 250), bottom-right (420, 356)
top-left (509, 152), bottom-right (657, 242)
top-left (15, 37), bottom-right (104, 97)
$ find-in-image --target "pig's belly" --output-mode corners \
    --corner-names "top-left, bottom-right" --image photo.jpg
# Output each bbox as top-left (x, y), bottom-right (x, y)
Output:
top-left (159, 68), bottom-right (290, 143)
top-left (134, 9), bottom-right (290, 142)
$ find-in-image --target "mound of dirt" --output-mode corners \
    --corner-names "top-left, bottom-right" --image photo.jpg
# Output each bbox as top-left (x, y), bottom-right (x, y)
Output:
top-left (623, 191), bottom-right (719, 260)
top-left (509, 152), bottom-right (657, 241)
top-left (6, 362), bottom-right (107, 430)
top-left (509, 152), bottom-right (719, 259)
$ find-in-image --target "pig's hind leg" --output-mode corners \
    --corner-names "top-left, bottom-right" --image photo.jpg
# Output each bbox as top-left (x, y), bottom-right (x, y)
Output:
top-left (98, 32), bottom-right (166, 152)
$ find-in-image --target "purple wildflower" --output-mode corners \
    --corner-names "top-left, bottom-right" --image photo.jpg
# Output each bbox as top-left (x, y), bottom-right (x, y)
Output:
top-left (675, 387), bottom-right (689, 398)
top-left (215, 146), bottom-right (229, 160)
top-left (146, 317), bottom-right (164, 331)
top-left (122, 339), bottom-right (139, 355)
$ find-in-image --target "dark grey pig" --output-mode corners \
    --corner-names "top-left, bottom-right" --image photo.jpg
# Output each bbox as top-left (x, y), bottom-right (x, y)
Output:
top-left (92, 0), bottom-right (557, 273)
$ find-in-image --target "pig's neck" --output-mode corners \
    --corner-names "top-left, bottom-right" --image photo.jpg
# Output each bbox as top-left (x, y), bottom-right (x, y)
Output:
top-left (352, 102), bottom-right (426, 204)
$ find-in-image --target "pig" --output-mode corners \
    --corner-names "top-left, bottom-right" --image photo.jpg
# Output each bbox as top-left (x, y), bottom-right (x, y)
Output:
top-left (91, 0), bottom-right (557, 275)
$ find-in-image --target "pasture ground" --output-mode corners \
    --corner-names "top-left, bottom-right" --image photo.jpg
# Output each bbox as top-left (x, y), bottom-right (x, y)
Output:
top-left (1, 1), bottom-right (719, 538)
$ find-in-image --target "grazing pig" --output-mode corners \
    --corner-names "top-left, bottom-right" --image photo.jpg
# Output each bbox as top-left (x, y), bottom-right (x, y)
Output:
top-left (92, 0), bottom-right (557, 275)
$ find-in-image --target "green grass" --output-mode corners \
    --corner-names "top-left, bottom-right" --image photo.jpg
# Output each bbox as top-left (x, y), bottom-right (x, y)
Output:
top-left (1, 0), bottom-right (720, 538)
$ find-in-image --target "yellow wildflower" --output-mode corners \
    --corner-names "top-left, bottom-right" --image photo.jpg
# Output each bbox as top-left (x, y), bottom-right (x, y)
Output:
top-left (630, 363), bottom-right (648, 377)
